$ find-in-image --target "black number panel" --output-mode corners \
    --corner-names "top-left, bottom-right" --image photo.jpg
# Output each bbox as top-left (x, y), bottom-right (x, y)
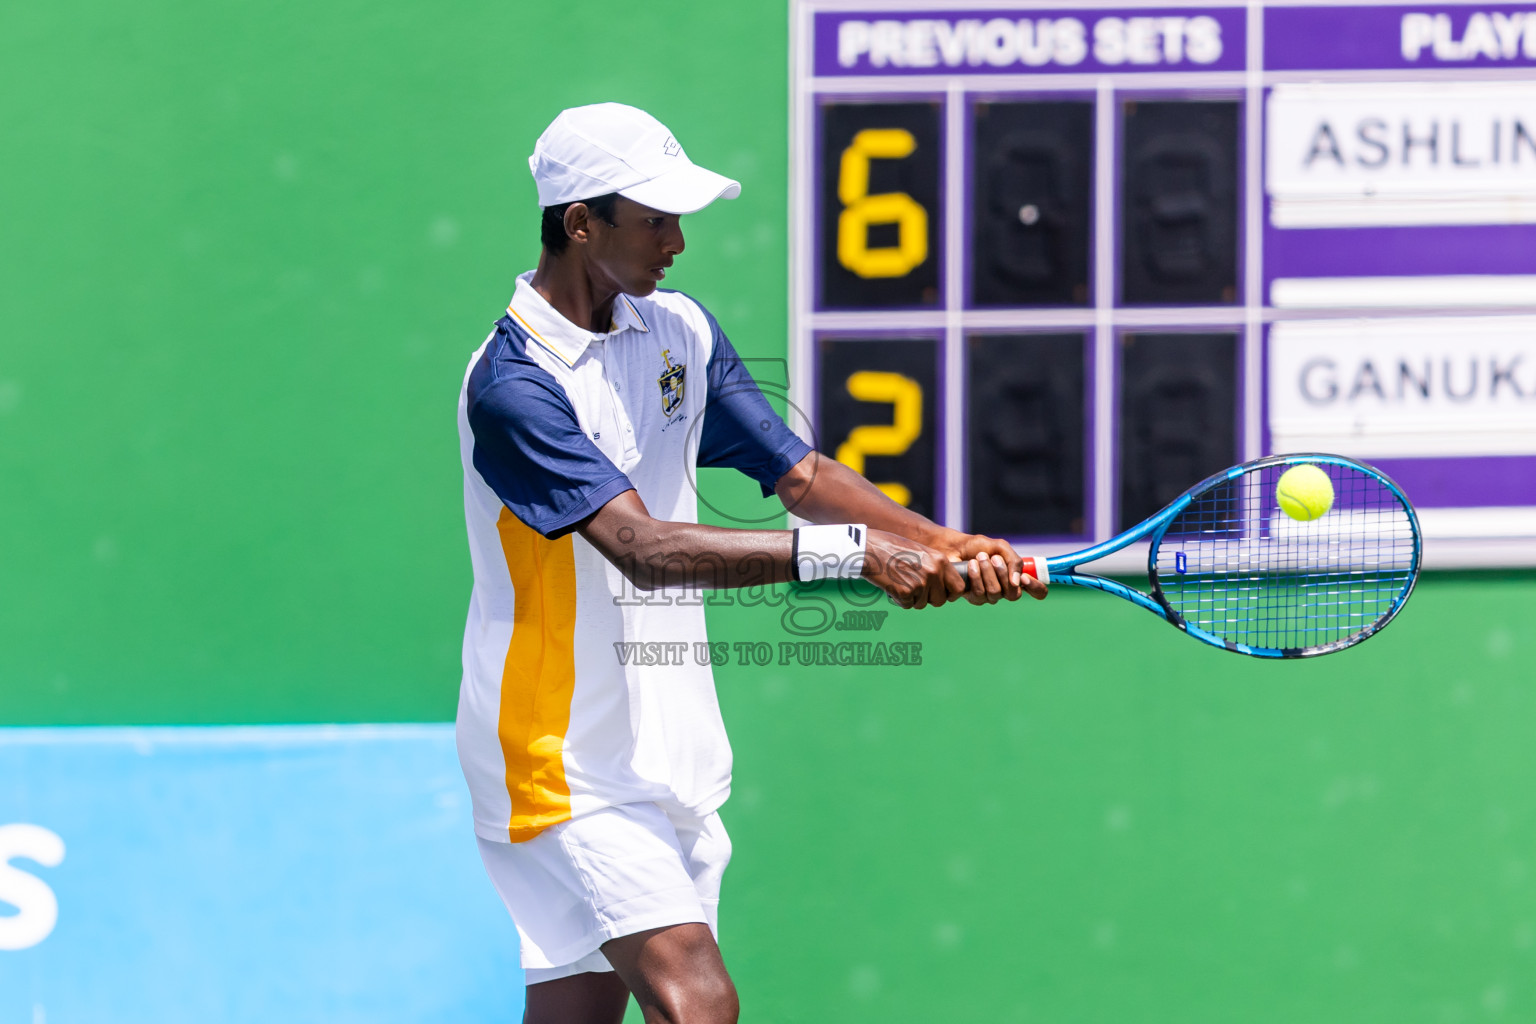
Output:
top-left (1118, 332), bottom-right (1238, 529)
top-left (816, 337), bottom-right (940, 520)
top-left (966, 333), bottom-right (1088, 537)
top-left (1120, 100), bottom-right (1239, 306)
top-left (971, 101), bottom-right (1093, 307)
top-left (818, 102), bottom-right (943, 310)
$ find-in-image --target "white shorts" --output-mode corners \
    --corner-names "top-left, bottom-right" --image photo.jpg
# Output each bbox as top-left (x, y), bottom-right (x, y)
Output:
top-left (476, 802), bottom-right (730, 985)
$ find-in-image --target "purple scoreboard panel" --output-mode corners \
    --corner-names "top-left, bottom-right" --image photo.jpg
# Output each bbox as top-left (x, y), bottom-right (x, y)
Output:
top-left (790, 0), bottom-right (1536, 569)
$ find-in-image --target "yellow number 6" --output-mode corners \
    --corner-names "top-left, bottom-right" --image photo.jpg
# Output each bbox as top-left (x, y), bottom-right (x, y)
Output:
top-left (834, 371), bottom-right (922, 507)
top-left (837, 129), bottom-right (929, 279)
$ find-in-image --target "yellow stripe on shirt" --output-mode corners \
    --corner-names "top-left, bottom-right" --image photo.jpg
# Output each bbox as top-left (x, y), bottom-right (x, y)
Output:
top-left (495, 507), bottom-right (577, 842)
top-left (507, 305), bottom-right (577, 367)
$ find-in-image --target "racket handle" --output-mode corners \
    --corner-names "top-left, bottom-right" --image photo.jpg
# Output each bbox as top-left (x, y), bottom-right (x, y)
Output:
top-left (951, 555), bottom-right (1051, 585)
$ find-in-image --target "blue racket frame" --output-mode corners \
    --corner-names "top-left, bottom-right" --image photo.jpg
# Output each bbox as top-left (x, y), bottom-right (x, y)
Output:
top-left (1039, 453), bottom-right (1423, 658)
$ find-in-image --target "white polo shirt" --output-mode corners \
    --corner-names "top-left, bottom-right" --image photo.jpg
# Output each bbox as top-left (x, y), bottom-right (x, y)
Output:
top-left (456, 273), bottom-right (811, 844)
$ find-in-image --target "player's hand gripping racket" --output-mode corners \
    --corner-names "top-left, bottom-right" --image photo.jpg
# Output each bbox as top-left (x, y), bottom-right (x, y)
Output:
top-left (962, 454), bottom-right (1421, 658)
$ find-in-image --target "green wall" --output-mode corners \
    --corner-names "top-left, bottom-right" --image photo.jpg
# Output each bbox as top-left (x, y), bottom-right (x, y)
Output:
top-left (3, 1), bottom-right (1534, 1020)
top-left (717, 573), bottom-right (1536, 1022)
top-left (0, 0), bottom-right (789, 722)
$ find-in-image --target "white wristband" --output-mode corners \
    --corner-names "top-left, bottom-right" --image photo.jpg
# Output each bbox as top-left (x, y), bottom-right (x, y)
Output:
top-left (792, 524), bottom-right (868, 582)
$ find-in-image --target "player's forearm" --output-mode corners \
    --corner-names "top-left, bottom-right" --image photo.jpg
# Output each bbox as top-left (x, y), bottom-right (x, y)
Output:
top-left (577, 481), bottom-right (1007, 608)
top-left (578, 489), bottom-right (796, 591)
top-left (774, 451), bottom-right (954, 548)
top-left (615, 522), bottom-right (796, 591)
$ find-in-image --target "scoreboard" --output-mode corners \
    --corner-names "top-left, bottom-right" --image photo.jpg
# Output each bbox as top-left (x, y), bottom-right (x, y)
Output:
top-left (790, 0), bottom-right (1536, 569)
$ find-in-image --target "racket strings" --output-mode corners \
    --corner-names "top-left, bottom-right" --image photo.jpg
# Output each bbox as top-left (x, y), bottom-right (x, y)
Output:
top-left (1153, 464), bottom-right (1416, 652)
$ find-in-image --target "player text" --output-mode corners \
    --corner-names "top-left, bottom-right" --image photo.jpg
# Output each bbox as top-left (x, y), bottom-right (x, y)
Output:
top-left (1402, 11), bottom-right (1536, 62)
top-left (1298, 354), bottom-right (1535, 405)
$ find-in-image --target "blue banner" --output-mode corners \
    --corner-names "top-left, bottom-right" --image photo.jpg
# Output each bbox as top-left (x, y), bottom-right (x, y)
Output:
top-left (0, 725), bottom-right (524, 1023)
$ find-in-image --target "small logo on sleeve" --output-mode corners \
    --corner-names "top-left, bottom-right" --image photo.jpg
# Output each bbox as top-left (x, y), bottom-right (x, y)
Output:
top-left (658, 349), bottom-right (686, 418)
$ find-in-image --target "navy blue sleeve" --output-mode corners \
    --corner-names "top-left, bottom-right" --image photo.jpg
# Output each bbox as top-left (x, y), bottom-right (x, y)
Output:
top-left (467, 321), bottom-right (635, 539)
top-left (695, 306), bottom-right (814, 497)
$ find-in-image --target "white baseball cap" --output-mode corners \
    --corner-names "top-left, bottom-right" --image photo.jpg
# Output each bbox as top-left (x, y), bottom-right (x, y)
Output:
top-left (528, 103), bottom-right (742, 216)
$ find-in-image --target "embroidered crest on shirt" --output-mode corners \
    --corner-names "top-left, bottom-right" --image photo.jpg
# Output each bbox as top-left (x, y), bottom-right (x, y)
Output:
top-left (657, 349), bottom-right (686, 419)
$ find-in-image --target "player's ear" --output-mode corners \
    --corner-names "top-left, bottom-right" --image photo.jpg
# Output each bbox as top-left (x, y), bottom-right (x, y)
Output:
top-left (563, 203), bottom-right (593, 246)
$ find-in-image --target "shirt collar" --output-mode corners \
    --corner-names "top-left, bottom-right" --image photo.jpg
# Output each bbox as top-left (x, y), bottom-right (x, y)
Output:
top-left (506, 272), bottom-right (650, 367)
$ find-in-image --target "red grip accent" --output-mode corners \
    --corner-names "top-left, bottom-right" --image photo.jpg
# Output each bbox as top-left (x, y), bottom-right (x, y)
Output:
top-left (1020, 556), bottom-right (1038, 580)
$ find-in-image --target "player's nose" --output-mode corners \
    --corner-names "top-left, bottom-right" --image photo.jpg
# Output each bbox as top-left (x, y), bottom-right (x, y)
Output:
top-left (663, 219), bottom-right (685, 256)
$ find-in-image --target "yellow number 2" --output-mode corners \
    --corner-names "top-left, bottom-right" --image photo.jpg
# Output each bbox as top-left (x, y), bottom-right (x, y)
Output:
top-left (837, 129), bottom-right (929, 279)
top-left (834, 371), bottom-right (922, 506)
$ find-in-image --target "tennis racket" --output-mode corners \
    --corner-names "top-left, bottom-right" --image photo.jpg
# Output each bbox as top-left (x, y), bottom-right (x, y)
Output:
top-left (963, 453), bottom-right (1421, 658)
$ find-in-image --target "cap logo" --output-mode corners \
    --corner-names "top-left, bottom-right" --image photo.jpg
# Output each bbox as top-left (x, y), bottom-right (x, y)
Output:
top-left (661, 136), bottom-right (681, 158)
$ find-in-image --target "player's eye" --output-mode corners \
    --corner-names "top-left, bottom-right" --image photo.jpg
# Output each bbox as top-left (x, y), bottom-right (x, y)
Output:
top-left (646, 217), bottom-right (664, 227)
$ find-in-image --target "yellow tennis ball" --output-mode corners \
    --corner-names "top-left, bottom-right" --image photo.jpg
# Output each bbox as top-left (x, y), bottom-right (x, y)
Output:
top-left (1276, 464), bottom-right (1335, 521)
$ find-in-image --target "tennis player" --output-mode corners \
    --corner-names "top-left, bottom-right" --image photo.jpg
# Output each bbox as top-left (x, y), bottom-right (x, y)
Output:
top-left (456, 102), bottom-right (1047, 1024)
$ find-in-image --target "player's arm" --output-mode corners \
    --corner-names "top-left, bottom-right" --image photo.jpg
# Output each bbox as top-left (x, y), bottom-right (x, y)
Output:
top-left (576, 488), bottom-right (966, 610)
top-left (467, 328), bottom-right (961, 607)
top-left (773, 451), bottom-right (1047, 604)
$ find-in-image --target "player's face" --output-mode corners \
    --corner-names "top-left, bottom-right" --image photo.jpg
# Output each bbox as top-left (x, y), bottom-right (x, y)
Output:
top-left (586, 197), bottom-right (685, 298)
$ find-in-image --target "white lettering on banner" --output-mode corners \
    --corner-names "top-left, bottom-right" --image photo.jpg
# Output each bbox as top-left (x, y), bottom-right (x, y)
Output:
top-left (1401, 11), bottom-right (1536, 62)
top-left (1093, 15), bottom-right (1222, 64)
top-left (1268, 82), bottom-right (1536, 227)
top-left (1269, 317), bottom-right (1536, 458)
top-left (0, 824), bottom-right (66, 952)
top-left (835, 14), bottom-right (1218, 70)
top-left (841, 17), bottom-right (1088, 68)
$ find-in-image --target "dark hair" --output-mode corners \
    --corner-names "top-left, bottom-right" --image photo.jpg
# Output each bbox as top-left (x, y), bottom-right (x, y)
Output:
top-left (540, 193), bottom-right (620, 254)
